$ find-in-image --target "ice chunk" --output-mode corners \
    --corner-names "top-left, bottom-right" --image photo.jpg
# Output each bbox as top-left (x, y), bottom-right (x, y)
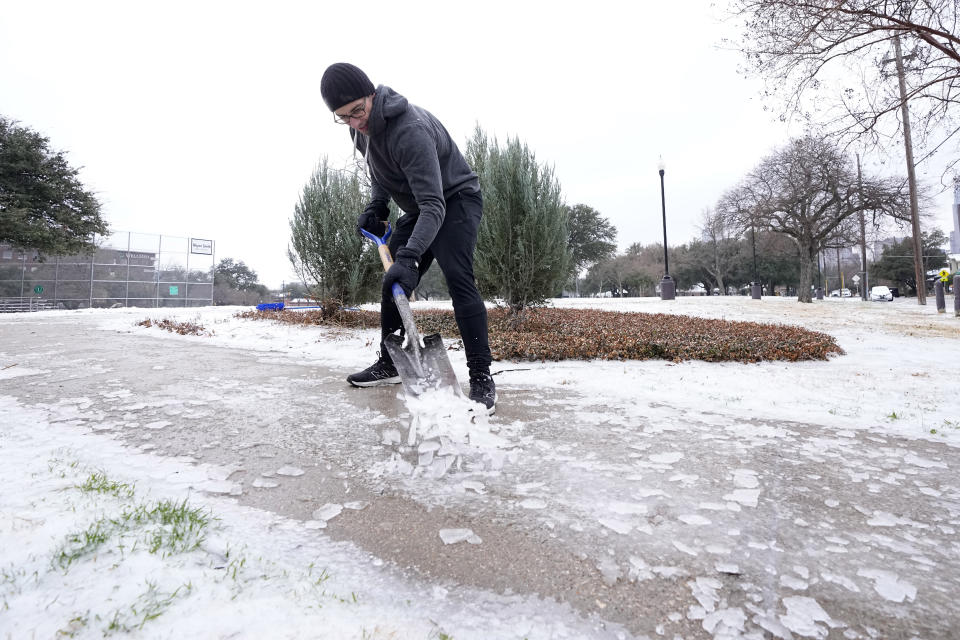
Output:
top-left (461, 481), bottom-right (486, 494)
top-left (821, 571), bottom-right (860, 593)
top-left (689, 576), bottom-right (721, 611)
top-left (144, 420), bottom-right (171, 430)
top-left (597, 557), bottom-right (621, 586)
top-left (679, 514), bottom-right (711, 526)
top-left (343, 501), bottom-right (368, 510)
top-left (312, 503), bottom-right (343, 522)
top-left (516, 482), bottom-right (546, 494)
top-left (650, 451), bottom-right (684, 464)
top-left (276, 465), bottom-right (305, 477)
top-left (427, 455), bottom-right (455, 478)
top-left (519, 498), bottom-right (547, 510)
top-left (723, 489), bottom-right (761, 508)
top-left (780, 596), bottom-right (836, 639)
top-left (857, 569), bottom-right (916, 603)
top-left (201, 480), bottom-right (242, 496)
top-left (628, 556), bottom-right (654, 581)
top-left (608, 501), bottom-right (647, 515)
top-left (418, 439), bottom-right (441, 453)
top-left (902, 453), bottom-right (947, 469)
top-left (780, 574), bottom-right (809, 590)
top-left (439, 528), bottom-right (482, 545)
top-left (252, 477), bottom-right (279, 489)
top-left (703, 607), bottom-right (746, 637)
top-left (381, 428), bottom-right (402, 445)
top-left (599, 518), bottom-right (633, 535)
top-left (733, 469), bottom-right (759, 488)
top-left (715, 563), bottom-right (740, 575)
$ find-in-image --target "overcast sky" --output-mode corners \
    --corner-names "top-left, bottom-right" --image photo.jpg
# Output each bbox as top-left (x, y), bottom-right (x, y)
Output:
top-left (3, 1), bottom-right (957, 287)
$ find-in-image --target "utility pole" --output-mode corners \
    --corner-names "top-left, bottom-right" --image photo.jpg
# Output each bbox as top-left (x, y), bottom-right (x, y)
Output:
top-left (857, 153), bottom-right (868, 300)
top-left (892, 35), bottom-right (927, 305)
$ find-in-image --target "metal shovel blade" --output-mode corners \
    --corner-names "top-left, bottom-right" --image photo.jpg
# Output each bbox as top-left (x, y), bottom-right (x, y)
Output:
top-left (384, 332), bottom-right (462, 398)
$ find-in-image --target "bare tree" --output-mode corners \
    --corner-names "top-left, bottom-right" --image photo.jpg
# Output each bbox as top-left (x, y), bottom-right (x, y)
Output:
top-left (698, 207), bottom-right (745, 294)
top-left (731, 1), bottom-right (959, 304)
top-left (728, 136), bottom-right (910, 302)
top-left (731, 0), bottom-right (960, 153)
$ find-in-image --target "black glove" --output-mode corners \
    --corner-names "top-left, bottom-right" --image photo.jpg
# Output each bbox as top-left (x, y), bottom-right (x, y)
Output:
top-left (357, 209), bottom-right (388, 237)
top-left (382, 247), bottom-right (420, 298)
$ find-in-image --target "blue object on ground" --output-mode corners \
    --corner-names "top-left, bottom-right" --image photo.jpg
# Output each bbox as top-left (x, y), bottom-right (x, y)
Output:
top-left (256, 302), bottom-right (285, 311)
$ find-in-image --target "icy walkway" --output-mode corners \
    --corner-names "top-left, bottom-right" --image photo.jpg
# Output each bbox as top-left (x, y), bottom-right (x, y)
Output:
top-left (1, 297), bottom-right (958, 639)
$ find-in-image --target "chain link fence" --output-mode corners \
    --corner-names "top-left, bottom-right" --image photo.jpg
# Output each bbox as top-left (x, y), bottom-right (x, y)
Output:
top-left (0, 232), bottom-right (214, 311)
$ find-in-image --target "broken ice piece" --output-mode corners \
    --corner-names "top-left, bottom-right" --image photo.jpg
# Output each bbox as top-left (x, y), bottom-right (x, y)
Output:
top-left (437, 438), bottom-right (458, 457)
top-left (439, 528), bottom-right (482, 545)
top-left (276, 465), bottom-right (305, 477)
top-left (304, 520), bottom-right (327, 530)
top-left (427, 455), bottom-right (455, 478)
top-left (599, 518), bottom-right (633, 535)
top-left (597, 557), bottom-right (622, 586)
top-left (201, 480), bottom-right (242, 496)
top-left (418, 450), bottom-right (435, 467)
top-left (252, 477), bottom-right (279, 489)
top-left (723, 489), bottom-right (761, 508)
top-left (312, 503), bottom-right (343, 522)
top-left (418, 439), bottom-right (441, 453)
top-left (519, 498), bottom-right (547, 510)
top-left (716, 563), bottom-right (741, 575)
top-left (381, 428), bottom-right (402, 445)
top-left (343, 501), bottom-right (369, 511)
top-left (461, 481), bottom-right (486, 494)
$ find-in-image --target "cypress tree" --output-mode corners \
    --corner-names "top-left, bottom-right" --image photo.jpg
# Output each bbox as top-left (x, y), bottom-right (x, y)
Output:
top-left (466, 127), bottom-right (571, 321)
top-left (287, 157), bottom-right (382, 312)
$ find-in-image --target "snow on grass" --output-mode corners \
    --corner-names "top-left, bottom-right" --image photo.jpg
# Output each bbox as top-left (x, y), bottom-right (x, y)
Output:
top-left (0, 395), bottom-right (626, 640)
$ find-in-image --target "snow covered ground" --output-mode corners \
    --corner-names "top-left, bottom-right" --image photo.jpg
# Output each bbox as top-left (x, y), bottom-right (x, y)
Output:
top-left (1, 295), bottom-right (958, 639)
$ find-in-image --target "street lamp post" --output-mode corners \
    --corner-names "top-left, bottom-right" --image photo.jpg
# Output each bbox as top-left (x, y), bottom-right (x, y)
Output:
top-left (750, 224), bottom-right (762, 299)
top-left (658, 157), bottom-right (675, 301)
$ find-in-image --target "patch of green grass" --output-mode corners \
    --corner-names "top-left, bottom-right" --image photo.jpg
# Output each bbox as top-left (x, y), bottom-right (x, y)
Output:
top-left (54, 472), bottom-right (211, 571)
top-left (55, 612), bottom-right (89, 637)
top-left (54, 520), bottom-right (112, 570)
top-left (77, 471), bottom-right (135, 499)
top-left (887, 411), bottom-right (901, 420)
top-left (101, 580), bottom-right (193, 636)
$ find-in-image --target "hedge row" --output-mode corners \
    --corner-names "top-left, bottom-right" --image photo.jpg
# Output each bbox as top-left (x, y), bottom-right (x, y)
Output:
top-left (236, 307), bottom-right (843, 363)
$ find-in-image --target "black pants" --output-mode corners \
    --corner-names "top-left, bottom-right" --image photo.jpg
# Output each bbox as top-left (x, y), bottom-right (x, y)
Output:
top-left (381, 189), bottom-right (491, 374)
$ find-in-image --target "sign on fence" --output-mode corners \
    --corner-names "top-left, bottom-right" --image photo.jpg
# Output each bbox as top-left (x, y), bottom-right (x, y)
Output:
top-left (191, 238), bottom-right (214, 255)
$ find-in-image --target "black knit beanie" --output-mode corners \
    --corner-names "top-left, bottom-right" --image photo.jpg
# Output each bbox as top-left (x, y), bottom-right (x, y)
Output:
top-left (321, 63), bottom-right (375, 111)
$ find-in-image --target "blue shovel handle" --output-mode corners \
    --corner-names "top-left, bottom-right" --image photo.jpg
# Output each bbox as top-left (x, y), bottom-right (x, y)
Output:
top-left (360, 224), bottom-right (406, 300)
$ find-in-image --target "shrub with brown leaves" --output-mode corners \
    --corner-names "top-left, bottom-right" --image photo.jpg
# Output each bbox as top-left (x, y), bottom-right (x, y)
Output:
top-left (236, 307), bottom-right (843, 363)
top-left (137, 318), bottom-right (213, 337)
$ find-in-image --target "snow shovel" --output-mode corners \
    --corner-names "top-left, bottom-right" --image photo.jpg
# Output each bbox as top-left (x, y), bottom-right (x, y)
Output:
top-left (360, 225), bottom-right (462, 399)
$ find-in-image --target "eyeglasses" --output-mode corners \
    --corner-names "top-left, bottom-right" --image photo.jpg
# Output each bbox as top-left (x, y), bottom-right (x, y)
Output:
top-left (334, 98), bottom-right (367, 125)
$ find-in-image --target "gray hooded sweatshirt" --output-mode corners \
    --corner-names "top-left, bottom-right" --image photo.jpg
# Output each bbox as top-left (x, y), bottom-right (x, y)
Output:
top-left (351, 85), bottom-right (480, 258)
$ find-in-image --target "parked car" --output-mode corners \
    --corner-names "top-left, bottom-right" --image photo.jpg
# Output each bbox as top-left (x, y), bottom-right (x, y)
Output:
top-left (829, 288), bottom-right (852, 298)
top-left (888, 286), bottom-right (900, 298)
top-left (870, 285), bottom-right (893, 301)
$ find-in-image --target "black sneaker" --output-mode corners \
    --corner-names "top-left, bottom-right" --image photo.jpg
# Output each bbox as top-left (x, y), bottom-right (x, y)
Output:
top-left (469, 372), bottom-right (497, 415)
top-left (347, 355), bottom-right (401, 387)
